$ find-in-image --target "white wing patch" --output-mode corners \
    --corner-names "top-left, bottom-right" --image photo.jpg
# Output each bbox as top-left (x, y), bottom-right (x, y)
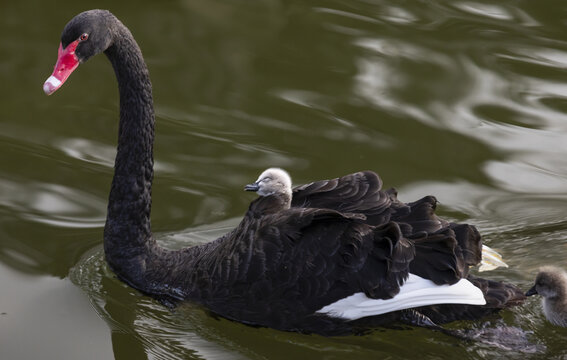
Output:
top-left (316, 273), bottom-right (486, 320)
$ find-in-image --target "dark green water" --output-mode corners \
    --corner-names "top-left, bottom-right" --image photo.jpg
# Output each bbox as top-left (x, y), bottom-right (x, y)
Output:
top-left (2, 0), bottom-right (567, 358)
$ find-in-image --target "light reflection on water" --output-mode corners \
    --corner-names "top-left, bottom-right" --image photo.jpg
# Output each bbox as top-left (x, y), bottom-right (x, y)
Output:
top-left (0, 179), bottom-right (106, 228)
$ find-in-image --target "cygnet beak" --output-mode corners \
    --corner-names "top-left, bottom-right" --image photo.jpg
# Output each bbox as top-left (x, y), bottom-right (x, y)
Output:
top-left (525, 285), bottom-right (538, 297)
top-left (244, 182), bottom-right (260, 192)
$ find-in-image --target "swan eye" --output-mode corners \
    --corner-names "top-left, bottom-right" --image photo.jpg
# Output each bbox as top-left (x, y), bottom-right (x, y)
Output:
top-left (79, 33), bottom-right (89, 41)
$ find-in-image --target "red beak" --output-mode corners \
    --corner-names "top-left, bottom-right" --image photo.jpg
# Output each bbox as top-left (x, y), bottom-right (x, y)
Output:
top-left (43, 40), bottom-right (80, 95)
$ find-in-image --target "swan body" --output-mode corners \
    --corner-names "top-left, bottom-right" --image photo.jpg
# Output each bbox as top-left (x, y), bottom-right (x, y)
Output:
top-left (526, 266), bottom-right (567, 327)
top-left (44, 10), bottom-right (525, 335)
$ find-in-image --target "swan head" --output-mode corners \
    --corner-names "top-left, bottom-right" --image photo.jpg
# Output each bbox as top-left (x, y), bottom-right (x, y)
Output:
top-left (526, 266), bottom-right (567, 299)
top-left (44, 10), bottom-right (116, 95)
top-left (245, 168), bottom-right (292, 198)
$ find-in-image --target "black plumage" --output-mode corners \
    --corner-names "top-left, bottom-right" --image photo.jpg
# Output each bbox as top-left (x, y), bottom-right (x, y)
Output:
top-left (44, 10), bottom-right (525, 336)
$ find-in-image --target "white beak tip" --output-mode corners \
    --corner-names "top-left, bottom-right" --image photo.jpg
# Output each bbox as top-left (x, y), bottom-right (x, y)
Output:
top-left (43, 76), bottom-right (62, 95)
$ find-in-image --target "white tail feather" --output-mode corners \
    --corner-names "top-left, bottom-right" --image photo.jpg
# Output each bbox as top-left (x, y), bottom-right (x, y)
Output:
top-left (316, 273), bottom-right (486, 320)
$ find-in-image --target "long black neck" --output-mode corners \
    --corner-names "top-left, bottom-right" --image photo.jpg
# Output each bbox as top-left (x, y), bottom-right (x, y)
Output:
top-left (102, 23), bottom-right (156, 287)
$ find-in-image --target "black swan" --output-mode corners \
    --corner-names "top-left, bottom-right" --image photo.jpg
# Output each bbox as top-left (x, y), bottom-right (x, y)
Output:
top-left (526, 266), bottom-right (567, 327)
top-left (44, 10), bottom-right (525, 335)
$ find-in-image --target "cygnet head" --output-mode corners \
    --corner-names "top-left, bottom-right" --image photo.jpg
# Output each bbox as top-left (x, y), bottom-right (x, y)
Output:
top-left (245, 168), bottom-right (292, 198)
top-left (526, 266), bottom-right (567, 299)
top-left (526, 266), bottom-right (567, 327)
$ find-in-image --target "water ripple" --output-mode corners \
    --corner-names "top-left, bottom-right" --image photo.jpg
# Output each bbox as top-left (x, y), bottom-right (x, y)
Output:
top-left (0, 178), bottom-right (106, 228)
top-left (57, 138), bottom-right (115, 168)
top-left (500, 46), bottom-right (567, 69)
top-left (70, 236), bottom-right (249, 359)
top-left (56, 136), bottom-right (176, 174)
top-left (453, 2), bottom-right (515, 21)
